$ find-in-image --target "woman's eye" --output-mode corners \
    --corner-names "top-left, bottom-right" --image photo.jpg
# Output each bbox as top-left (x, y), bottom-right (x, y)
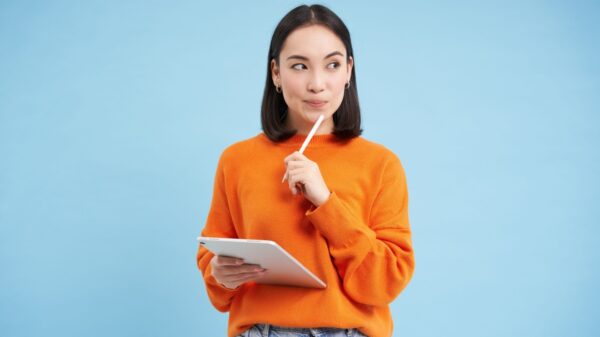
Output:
top-left (292, 64), bottom-right (306, 70)
top-left (328, 62), bottom-right (340, 69)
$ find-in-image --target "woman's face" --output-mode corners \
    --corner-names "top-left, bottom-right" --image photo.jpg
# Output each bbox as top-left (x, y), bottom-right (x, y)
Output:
top-left (271, 24), bottom-right (353, 134)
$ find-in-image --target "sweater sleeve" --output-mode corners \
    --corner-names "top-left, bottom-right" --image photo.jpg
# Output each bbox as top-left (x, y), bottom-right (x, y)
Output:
top-left (305, 154), bottom-right (415, 306)
top-left (196, 152), bottom-right (241, 312)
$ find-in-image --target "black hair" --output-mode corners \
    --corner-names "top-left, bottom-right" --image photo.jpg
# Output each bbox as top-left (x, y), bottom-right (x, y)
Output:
top-left (261, 4), bottom-right (363, 142)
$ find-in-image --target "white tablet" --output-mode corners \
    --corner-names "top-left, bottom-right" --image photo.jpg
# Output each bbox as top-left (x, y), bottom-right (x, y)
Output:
top-left (197, 237), bottom-right (326, 289)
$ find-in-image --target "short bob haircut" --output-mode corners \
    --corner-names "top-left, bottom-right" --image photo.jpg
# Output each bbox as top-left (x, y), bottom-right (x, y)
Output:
top-left (261, 4), bottom-right (363, 142)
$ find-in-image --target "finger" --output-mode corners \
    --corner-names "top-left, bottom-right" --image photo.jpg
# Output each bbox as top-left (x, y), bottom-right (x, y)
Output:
top-left (230, 268), bottom-right (267, 280)
top-left (284, 151), bottom-right (309, 164)
top-left (289, 151), bottom-right (308, 159)
top-left (223, 270), bottom-right (267, 284)
top-left (282, 158), bottom-right (297, 183)
top-left (215, 255), bottom-right (244, 266)
top-left (288, 167), bottom-right (306, 176)
top-left (284, 154), bottom-right (311, 184)
top-left (289, 176), bottom-right (307, 196)
top-left (288, 172), bottom-right (298, 192)
top-left (216, 264), bottom-right (265, 276)
top-left (282, 164), bottom-right (301, 181)
top-left (288, 172), bottom-right (307, 187)
top-left (283, 151), bottom-right (299, 165)
top-left (286, 160), bottom-right (309, 170)
top-left (288, 171), bottom-right (305, 194)
top-left (283, 162), bottom-right (305, 184)
top-left (288, 174), bottom-right (296, 194)
top-left (288, 171), bottom-right (302, 194)
top-left (220, 271), bottom-right (264, 289)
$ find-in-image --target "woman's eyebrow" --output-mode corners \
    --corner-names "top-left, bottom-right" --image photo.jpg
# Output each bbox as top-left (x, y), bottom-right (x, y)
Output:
top-left (286, 51), bottom-right (344, 61)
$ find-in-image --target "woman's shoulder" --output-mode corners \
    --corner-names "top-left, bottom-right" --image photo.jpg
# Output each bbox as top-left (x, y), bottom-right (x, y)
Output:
top-left (351, 136), bottom-right (408, 180)
top-left (353, 136), bottom-right (403, 163)
top-left (217, 133), bottom-right (265, 163)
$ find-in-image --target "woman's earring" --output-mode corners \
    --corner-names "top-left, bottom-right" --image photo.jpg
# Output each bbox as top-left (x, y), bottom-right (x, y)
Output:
top-left (345, 80), bottom-right (351, 90)
top-left (275, 84), bottom-right (282, 93)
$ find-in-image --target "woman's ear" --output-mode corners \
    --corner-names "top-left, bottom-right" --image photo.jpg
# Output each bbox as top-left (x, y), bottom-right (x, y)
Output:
top-left (346, 56), bottom-right (354, 82)
top-left (271, 59), bottom-right (280, 86)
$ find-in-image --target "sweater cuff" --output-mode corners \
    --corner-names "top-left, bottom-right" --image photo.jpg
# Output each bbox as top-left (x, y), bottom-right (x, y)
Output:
top-left (305, 191), bottom-right (375, 248)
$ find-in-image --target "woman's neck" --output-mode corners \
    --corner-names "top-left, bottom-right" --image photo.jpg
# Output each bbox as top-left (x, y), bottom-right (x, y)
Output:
top-left (285, 114), bottom-right (334, 135)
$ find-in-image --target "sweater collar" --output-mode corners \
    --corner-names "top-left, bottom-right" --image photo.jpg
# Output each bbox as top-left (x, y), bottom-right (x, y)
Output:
top-left (260, 132), bottom-right (345, 148)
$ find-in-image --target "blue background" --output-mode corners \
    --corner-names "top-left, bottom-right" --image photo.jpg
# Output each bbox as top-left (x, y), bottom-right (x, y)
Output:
top-left (1, 1), bottom-right (598, 336)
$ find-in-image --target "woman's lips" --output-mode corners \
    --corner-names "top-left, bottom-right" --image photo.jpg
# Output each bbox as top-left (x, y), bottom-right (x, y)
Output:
top-left (305, 100), bottom-right (327, 108)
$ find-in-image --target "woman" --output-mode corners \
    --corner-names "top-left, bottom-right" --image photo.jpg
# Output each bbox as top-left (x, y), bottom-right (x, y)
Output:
top-left (196, 4), bottom-right (415, 337)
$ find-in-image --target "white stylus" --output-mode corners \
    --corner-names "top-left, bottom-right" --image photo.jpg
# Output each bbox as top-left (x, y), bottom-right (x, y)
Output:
top-left (282, 114), bottom-right (325, 183)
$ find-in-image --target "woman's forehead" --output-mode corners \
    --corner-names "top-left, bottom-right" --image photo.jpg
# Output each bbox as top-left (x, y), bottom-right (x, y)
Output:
top-left (281, 25), bottom-right (346, 59)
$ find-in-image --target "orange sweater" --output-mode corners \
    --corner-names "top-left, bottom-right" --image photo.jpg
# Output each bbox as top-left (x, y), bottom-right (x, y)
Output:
top-left (196, 132), bottom-right (415, 337)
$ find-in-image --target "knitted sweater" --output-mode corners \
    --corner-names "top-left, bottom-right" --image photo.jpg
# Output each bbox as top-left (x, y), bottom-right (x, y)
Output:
top-left (196, 132), bottom-right (415, 337)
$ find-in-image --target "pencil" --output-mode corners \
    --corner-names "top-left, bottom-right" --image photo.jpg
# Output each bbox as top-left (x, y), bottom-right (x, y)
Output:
top-left (282, 114), bottom-right (325, 183)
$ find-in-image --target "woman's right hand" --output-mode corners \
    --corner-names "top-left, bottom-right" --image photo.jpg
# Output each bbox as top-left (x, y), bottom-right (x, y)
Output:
top-left (209, 255), bottom-right (267, 290)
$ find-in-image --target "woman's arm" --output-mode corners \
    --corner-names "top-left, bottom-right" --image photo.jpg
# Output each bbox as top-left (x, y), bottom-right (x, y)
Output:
top-left (196, 152), bottom-right (241, 312)
top-left (305, 154), bottom-right (415, 307)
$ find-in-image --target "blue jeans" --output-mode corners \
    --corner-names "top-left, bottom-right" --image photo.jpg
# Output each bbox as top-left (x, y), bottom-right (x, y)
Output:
top-left (237, 323), bottom-right (369, 337)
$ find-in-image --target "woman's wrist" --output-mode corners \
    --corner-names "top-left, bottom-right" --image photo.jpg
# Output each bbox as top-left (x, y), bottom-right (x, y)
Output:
top-left (313, 190), bottom-right (332, 207)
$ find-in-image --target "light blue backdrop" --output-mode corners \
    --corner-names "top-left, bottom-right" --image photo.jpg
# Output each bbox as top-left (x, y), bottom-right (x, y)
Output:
top-left (1, 1), bottom-right (598, 336)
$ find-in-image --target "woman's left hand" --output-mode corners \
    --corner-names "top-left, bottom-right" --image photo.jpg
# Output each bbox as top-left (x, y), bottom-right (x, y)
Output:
top-left (283, 151), bottom-right (331, 207)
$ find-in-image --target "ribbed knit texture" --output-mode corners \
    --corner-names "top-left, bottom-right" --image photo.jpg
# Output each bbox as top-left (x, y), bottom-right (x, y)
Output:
top-left (196, 132), bottom-right (415, 337)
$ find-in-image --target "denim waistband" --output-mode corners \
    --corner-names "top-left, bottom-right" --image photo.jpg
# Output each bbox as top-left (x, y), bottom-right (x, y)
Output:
top-left (252, 323), bottom-right (355, 336)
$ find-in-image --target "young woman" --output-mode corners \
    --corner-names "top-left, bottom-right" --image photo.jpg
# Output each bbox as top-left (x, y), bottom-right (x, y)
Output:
top-left (196, 4), bottom-right (415, 337)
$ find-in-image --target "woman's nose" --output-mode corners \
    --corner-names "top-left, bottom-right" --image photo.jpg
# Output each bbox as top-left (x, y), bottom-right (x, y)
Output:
top-left (307, 71), bottom-right (325, 93)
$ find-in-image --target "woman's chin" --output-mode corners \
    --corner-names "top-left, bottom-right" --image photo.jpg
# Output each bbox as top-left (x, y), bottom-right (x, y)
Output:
top-left (304, 111), bottom-right (329, 122)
